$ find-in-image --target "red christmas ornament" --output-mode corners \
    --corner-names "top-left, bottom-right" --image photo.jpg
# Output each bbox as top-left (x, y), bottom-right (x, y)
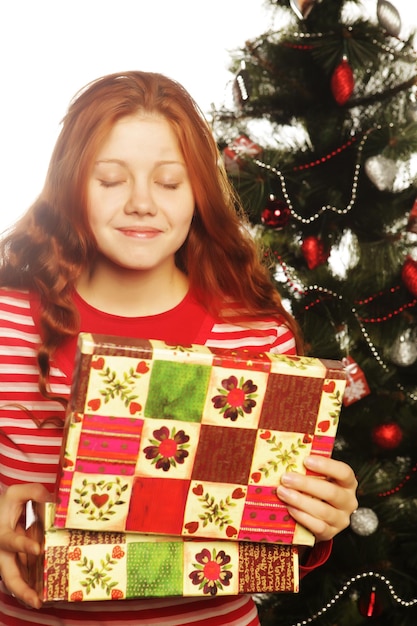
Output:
top-left (372, 422), bottom-right (403, 449)
top-left (402, 256), bottom-right (417, 296)
top-left (261, 196), bottom-right (291, 230)
top-left (331, 58), bottom-right (354, 105)
top-left (301, 235), bottom-right (329, 269)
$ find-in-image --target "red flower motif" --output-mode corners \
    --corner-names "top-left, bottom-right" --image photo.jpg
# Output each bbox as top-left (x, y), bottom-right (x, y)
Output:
top-left (211, 375), bottom-right (257, 421)
top-left (189, 548), bottom-right (233, 596)
top-left (143, 426), bottom-right (190, 471)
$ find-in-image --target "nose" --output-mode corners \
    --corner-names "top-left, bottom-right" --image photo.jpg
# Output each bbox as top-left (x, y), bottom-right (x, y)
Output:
top-left (125, 179), bottom-right (157, 215)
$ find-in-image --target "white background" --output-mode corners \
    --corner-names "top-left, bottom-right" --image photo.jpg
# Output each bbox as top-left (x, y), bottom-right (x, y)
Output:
top-left (0, 0), bottom-right (415, 231)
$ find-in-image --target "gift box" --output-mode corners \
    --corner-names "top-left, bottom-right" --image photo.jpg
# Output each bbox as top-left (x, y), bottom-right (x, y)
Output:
top-left (55, 334), bottom-right (346, 546)
top-left (27, 502), bottom-right (299, 602)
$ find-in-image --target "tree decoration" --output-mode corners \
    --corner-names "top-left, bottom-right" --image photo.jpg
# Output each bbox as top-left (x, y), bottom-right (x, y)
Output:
top-left (261, 195), bottom-right (291, 230)
top-left (233, 61), bottom-right (251, 109)
top-left (401, 256), bottom-right (417, 297)
top-left (372, 422), bottom-right (403, 449)
top-left (301, 235), bottom-right (329, 269)
top-left (350, 508), bottom-right (379, 536)
top-left (358, 587), bottom-right (384, 618)
top-left (377, 0), bottom-right (402, 37)
top-left (289, 0), bottom-right (317, 20)
top-left (407, 198), bottom-right (417, 233)
top-left (342, 356), bottom-right (371, 406)
top-left (364, 155), bottom-right (397, 191)
top-left (331, 57), bottom-right (354, 105)
top-left (389, 328), bottom-right (417, 367)
top-left (223, 134), bottom-right (262, 174)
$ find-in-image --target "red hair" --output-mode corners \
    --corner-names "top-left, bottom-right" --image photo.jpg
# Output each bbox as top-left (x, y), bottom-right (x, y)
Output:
top-left (0, 71), bottom-right (302, 400)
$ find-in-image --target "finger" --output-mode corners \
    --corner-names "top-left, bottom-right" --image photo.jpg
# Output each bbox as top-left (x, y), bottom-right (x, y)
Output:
top-left (0, 529), bottom-right (41, 557)
top-left (284, 503), bottom-right (331, 541)
top-left (0, 484), bottom-right (50, 530)
top-left (0, 553), bottom-right (42, 609)
top-left (304, 456), bottom-right (358, 489)
top-left (280, 471), bottom-right (356, 511)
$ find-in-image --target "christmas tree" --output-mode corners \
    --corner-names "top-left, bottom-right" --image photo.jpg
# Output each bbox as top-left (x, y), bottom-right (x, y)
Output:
top-left (212, 0), bottom-right (417, 624)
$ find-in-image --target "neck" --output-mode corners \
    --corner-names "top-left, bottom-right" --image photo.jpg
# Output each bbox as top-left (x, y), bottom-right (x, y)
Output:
top-left (76, 262), bottom-right (189, 317)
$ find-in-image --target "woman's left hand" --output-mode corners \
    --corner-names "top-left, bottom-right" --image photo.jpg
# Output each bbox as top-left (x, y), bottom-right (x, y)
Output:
top-left (276, 455), bottom-right (358, 543)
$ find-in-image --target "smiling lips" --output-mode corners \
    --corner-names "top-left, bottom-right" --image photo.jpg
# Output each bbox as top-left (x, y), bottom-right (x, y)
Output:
top-left (118, 226), bottom-right (163, 239)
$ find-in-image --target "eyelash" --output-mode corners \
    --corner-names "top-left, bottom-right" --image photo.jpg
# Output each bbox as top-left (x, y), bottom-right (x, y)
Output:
top-left (97, 180), bottom-right (179, 190)
top-left (98, 180), bottom-right (124, 188)
top-left (159, 182), bottom-right (179, 190)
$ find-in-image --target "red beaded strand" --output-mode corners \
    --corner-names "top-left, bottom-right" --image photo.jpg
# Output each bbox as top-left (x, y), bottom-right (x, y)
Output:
top-left (293, 137), bottom-right (357, 172)
top-left (378, 462), bottom-right (417, 497)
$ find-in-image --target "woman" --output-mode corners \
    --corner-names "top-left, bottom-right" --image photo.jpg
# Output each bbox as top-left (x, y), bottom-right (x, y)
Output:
top-left (0, 71), bottom-right (357, 625)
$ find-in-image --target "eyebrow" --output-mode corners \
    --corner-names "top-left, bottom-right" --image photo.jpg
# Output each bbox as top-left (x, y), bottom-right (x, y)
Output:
top-left (94, 159), bottom-right (186, 167)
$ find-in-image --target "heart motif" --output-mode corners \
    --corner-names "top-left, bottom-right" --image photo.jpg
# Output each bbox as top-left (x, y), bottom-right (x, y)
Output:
top-left (303, 433), bottom-right (313, 444)
top-left (184, 521), bottom-right (199, 534)
top-left (251, 472), bottom-right (261, 483)
top-left (226, 525), bottom-right (238, 538)
top-left (129, 401), bottom-right (142, 415)
top-left (136, 361), bottom-right (149, 374)
top-left (87, 398), bottom-right (101, 412)
top-left (318, 420), bottom-right (330, 433)
top-left (260, 430), bottom-right (271, 440)
top-left (91, 493), bottom-right (109, 509)
top-left (232, 487), bottom-right (245, 499)
top-left (70, 590), bottom-right (84, 601)
top-left (323, 381), bottom-right (335, 393)
top-left (192, 484), bottom-right (204, 496)
top-left (112, 546), bottom-right (125, 559)
top-left (91, 357), bottom-right (105, 370)
top-left (63, 458), bottom-right (74, 468)
top-left (68, 547), bottom-right (81, 561)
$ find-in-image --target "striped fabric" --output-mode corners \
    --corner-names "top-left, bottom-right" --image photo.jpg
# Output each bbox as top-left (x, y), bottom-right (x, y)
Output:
top-left (0, 288), bottom-right (299, 625)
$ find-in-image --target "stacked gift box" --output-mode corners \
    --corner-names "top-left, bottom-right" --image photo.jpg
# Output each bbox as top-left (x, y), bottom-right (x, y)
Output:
top-left (28, 333), bottom-right (346, 603)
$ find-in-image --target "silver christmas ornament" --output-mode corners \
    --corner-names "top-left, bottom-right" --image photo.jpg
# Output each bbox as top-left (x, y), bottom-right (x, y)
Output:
top-left (350, 508), bottom-right (379, 536)
top-left (377, 0), bottom-right (402, 37)
top-left (365, 155), bottom-right (397, 191)
top-left (389, 328), bottom-right (417, 367)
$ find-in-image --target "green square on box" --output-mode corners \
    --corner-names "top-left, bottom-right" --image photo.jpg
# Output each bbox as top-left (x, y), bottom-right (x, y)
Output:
top-left (145, 361), bottom-right (211, 422)
top-left (126, 541), bottom-right (183, 597)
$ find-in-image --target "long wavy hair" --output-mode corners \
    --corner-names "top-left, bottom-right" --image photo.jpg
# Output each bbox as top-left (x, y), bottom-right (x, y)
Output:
top-left (0, 71), bottom-right (302, 401)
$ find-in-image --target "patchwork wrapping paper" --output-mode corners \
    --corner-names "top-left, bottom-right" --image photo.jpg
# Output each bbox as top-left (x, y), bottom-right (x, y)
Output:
top-left (27, 502), bottom-right (299, 602)
top-left (55, 334), bottom-right (346, 546)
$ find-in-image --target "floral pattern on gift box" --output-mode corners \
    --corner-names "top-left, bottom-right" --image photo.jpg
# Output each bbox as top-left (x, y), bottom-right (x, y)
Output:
top-left (189, 547), bottom-right (233, 596)
top-left (211, 375), bottom-right (258, 421)
top-left (87, 356), bottom-right (150, 415)
top-left (69, 544), bottom-right (125, 601)
top-left (143, 425), bottom-right (190, 471)
top-left (254, 431), bottom-right (308, 479)
top-left (183, 483), bottom-right (246, 539)
top-left (74, 476), bottom-right (129, 522)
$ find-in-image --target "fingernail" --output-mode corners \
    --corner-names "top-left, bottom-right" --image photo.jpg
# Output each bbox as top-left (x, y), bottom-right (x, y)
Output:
top-left (276, 485), bottom-right (291, 499)
top-left (304, 455), bottom-right (319, 469)
top-left (280, 473), bottom-right (296, 486)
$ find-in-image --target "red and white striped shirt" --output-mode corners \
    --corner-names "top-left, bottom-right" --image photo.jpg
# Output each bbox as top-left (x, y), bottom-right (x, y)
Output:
top-left (0, 288), bottom-right (328, 626)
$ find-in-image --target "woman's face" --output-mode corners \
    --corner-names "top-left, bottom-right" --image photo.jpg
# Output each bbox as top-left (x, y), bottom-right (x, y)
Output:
top-left (87, 113), bottom-right (195, 277)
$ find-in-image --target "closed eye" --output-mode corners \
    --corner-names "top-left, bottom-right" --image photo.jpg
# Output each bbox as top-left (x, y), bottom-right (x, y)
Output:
top-left (98, 179), bottom-right (126, 188)
top-left (157, 181), bottom-right (180, 190)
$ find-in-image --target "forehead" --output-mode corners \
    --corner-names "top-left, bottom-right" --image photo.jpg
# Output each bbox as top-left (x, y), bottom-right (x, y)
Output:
top-left (101, 113), bottom-right (180, 150)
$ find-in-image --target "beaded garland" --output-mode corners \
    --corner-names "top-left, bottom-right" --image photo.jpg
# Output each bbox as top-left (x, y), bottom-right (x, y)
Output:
top-left (273, 253), bottom-right (417, 402)
top-left (282, 571), bottom-right (417, 626)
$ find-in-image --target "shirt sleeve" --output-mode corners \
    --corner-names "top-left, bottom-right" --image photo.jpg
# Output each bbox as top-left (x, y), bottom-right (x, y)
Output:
top-left (299, 540), bottom-right (333, 578)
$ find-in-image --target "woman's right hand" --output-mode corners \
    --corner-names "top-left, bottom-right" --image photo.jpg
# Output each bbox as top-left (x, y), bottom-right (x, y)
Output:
top-left (0, 483), bottom-right (50, 609)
